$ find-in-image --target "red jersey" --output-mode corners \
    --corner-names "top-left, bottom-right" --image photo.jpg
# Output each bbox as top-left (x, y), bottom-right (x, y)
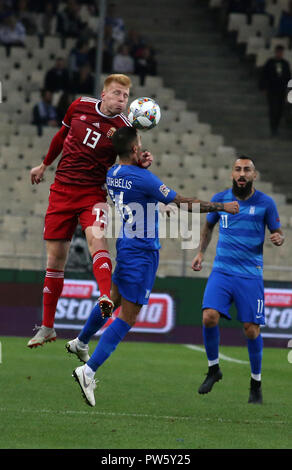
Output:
top-left (55, 96), bottom-right (131, 186)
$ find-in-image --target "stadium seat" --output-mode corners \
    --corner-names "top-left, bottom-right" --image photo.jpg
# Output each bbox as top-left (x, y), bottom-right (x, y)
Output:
top-left (182, 154), bottom-right (204, 173)
top-left (9, 134), bottom-right (32, 148)
top-left (181, 133), bottom-right (202, 154)
top-left (155, 87), bottom-right (176, 106)
top-left (237, 25), bottom-right (258, 45)
top-left (209, 0), bottom-right (223, 7)
top-left (44, 36), bottom-right (62, 57)
top-left (255, 181), bottom-right (273, 193)
top-left (156, 131), bottom-right (181, 154)
top-left (0, 239), bottom-right (15, 255)
top-left (192, 123), bottom-right (212, 138)
top-left (9, 47), bottom-right (28, 64)
top-left (27, 70), bottom-right (45, 92)
top-left (269, 193), bottom-right (287, 206)
top-left (145, 76), bottom-right (163, 88)
top-left (202, 134), bottom-right (224, 154)
top-left (251, 13), bottom-right (271, 33)
top-left (158, 109), bottom-right (177, 132)
top-left (246, 36), bottom-right (266, 56)
top-left (160, 153), bottom-right (185, 177)
top-left (168, 99), bottom-right (187, 112)
top-left (227, 13), bottom-right (248, 33)
top-left (256, 48), bottom-right (273, 67)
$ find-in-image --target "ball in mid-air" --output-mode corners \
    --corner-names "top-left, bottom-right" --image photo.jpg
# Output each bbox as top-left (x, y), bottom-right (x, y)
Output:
top-left (128, 97), bottom-right (161, 131)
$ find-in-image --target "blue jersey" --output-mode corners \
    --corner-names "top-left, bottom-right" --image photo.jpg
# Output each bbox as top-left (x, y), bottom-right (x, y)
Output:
top-left (206, 188), bottom-right (281, 279)
top-left (106, 164), bottom-right (176, 251)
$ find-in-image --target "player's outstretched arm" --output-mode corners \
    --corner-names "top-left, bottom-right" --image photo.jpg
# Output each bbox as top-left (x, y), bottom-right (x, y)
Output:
top-left (191, 221), bottom-right (215, 271)
top-left (173, 194), bottom-right (239, 214)
top-left (30, 125), bottom-right (69, 185)
top-left (270, 228), bottom-right (285, 246)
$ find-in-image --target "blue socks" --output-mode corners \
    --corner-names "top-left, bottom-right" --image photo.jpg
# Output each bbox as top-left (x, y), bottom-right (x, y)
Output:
top-left (247, 334), bottom-right (263, 381)
top-left (87, 317), bottom-right (131, 373)
top-left (203, 325), bottom-right (220, 366)
top-left (78, 304), bottom-right (108, 344)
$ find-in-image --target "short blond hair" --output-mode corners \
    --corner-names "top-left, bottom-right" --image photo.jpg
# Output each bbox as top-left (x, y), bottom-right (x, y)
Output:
top-left (103, 74), bottom-right (132, 90)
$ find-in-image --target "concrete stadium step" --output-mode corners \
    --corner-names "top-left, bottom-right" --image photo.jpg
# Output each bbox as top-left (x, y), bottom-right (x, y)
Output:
top-left (121, 0), bottom-right (292, 199)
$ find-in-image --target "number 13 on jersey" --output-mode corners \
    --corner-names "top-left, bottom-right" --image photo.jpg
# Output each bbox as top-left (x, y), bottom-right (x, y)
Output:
top-left (83, 128), bottom-right (101, 149)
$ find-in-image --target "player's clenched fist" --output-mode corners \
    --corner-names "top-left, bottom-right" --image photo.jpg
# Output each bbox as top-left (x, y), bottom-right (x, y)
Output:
top-left (30, 163), bottom-right (47, 185)
top-left (223, 201), bottom-right (240, 214)
top-left (191, 252), bottom-right (204, 271)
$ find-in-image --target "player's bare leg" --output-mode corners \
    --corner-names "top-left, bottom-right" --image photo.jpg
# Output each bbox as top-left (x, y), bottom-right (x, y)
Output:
top-left (85, 226), bottom-right (114, 318)
top-left (243, 322), bottom-right (263, 404)
top-left (66, 282), bottom-right (122, 362)
top-left (73, 286), bottom-right (140, 406)
top-left (27, 240), bottom-right (70, 348)
top-left (198, 308), bottom-right (223, 394)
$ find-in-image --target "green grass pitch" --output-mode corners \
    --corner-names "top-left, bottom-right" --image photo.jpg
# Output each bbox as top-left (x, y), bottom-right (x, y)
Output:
top-left (0, 336), bottom-right (291, 449)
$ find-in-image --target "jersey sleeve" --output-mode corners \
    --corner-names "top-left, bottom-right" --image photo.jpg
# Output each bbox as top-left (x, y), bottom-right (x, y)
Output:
top-left (206, 193), bottom-right (221, 225)
top-left (143, 171), bottom-right (177, 204)
top-left (265, 197), bottom-right (281, 231)
top-left (62, 97), bottom-right (81, 128)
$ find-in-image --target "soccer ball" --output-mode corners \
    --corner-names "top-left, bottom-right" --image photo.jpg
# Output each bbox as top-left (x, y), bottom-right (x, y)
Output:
top-left (128, 97), bottom-right (161, 131)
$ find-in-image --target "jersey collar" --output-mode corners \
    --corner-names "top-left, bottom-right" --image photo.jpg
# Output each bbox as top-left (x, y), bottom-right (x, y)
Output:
top-left (95, 100), bottom-right (120, 119)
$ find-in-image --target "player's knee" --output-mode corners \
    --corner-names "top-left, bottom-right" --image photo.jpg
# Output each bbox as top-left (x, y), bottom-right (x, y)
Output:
top-left (203, 309), bottom-right (219, 327)
top-left (47, 253), bottom-right (66, 270)
top-left (243, 323), bottom-right (260, 339)
top-left (111, 291), bottom-right (121, 308)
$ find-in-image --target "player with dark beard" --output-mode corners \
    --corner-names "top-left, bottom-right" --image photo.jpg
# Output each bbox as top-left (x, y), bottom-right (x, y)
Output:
top-left (191, 155), bottom-right (285, 404)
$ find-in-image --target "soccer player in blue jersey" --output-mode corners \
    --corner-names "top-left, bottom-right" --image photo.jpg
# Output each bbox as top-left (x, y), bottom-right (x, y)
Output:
top-left (191, 155), bottom-right (285, 404)
top-left (69, 126), bottom-right (239, 406)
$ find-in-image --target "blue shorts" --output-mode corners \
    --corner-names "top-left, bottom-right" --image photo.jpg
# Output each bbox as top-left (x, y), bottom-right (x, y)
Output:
top-left (112, 246), bottom-right (159, 305)
top-left (202, 270), bottom-right (265, 325)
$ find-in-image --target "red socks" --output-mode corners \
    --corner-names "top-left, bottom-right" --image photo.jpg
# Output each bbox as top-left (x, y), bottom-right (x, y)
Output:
top-left (92, 250), bottom-right (112, 298)
top-left (41, 251), bottom-right (111, 328)
top-left (42, 269), bottom-right (64, 328)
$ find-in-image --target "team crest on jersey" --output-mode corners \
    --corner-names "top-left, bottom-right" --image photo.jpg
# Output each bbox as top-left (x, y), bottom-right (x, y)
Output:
top-left (107, 127), bottom-right (117, 138)
top-left (249, 206), bottom-right (256, 215)
top-left (80, 115), bottom-right (87, 120)
top-left (159, 184), bottom-right (170, 197)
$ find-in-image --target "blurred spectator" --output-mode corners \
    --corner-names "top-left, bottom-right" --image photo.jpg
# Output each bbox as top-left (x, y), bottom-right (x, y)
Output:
top-left (35, 2), bottom-right (57, 37)
top-left (15, 0), bottom-right (37, 35)
top-left (105, 2), bottom-right (125, 46)
top-left (259, 45), bottom-right (291, 137)
top-left (226, 0), bottom-right (250, 13)
top-left (226, 0), bottom-right (266, 14)
top-left (0, 13), bottom-right (26, 47)
top-left (56, 91), bottom-right (75, 126)
top-left (68, 38), bottom-right (90, 75)
top-left (277, 0), bottom-right (292, 41)
top-left (113, 44), bottom-right (134, 74)
top-left (28, 0), bottom-right (58, 13)
top-left (135, 45), bottom-right (157, 86)
top-left (126, 29), bottom-right (146, 59)
top-left (88, 25), bottom-right (115, 73)
top-left (56, 0), bottom-right (87, 39)
top-left (0, 1), bottom-right (13, 21)
top-left (44, 58), bottom-right (70, 93)
top-left (32, 89), bottom-right (58, 136)
top-left (70, 63), bottom-right (94, 95)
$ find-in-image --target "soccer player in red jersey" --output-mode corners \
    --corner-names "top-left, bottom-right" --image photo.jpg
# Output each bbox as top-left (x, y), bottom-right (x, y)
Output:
top-left (27, 74), bottom-right (152, 348)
